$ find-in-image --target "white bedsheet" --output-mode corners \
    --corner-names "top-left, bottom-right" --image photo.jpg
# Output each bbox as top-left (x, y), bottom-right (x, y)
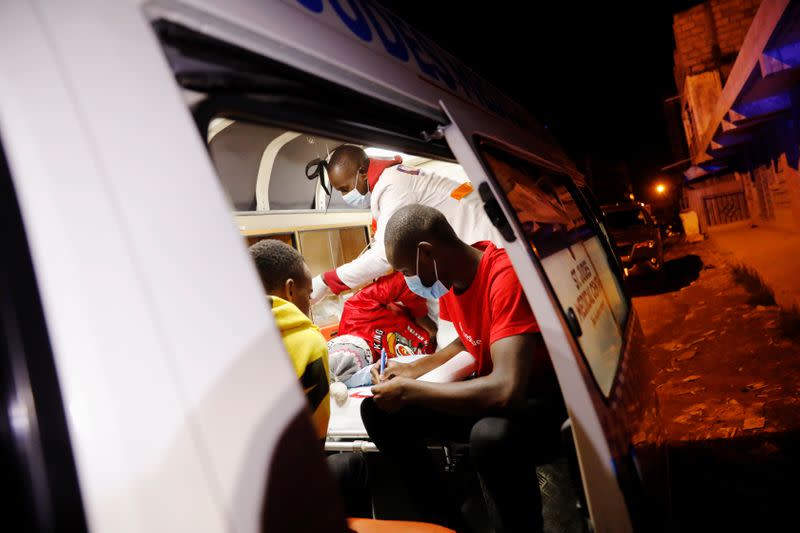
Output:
top-left (327, 386), bottom-right (370, 439)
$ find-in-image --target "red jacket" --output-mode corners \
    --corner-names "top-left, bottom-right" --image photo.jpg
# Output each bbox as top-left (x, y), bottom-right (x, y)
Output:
top-left (338, 272), bottom-right (435, 363)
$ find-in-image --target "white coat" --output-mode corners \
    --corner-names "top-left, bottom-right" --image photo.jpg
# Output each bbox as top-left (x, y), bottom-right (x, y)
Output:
top-left (333, 164), bottom-right (504, 290)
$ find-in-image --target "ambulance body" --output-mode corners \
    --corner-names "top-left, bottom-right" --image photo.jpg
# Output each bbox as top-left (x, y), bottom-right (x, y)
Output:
top-left (0, 1), bottom-right (663, 531)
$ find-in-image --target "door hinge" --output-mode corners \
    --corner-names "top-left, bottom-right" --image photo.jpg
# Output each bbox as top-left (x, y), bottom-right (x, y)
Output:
top-left (421, 125), bottom-right (445, 142)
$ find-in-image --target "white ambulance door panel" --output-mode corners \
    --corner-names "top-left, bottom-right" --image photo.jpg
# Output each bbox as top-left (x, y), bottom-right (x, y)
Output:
top-left (1, 3), bottom-right (345, 532)
top-left (440, 98), bottom-right (633, 533)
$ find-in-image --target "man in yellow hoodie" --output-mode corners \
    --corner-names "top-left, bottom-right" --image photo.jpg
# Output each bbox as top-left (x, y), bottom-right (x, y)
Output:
top-left (249, 239), bottom-right (330, 440)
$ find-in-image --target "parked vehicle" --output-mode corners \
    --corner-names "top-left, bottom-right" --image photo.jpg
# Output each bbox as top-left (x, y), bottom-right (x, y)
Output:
top-left (602, 203), bottom-right (664, 276)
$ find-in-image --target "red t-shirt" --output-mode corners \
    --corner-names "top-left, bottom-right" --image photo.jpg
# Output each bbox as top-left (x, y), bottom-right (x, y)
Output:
top-left (439, 242), bottom-right (540, 377)
top-left (338, 272), bottom-right (435, 363)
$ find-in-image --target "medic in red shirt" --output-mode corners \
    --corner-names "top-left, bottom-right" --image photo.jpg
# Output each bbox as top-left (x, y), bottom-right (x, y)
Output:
top-left (361, 204), bottom-right (564, 532)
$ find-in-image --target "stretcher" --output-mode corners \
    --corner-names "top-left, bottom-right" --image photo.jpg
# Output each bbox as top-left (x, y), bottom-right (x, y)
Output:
top-left (325, 351), bottom-right (478, 452)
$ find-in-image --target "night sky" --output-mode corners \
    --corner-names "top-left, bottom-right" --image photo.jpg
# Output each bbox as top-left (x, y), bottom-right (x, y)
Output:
top-left (376, 1), bottom-right (703, 200)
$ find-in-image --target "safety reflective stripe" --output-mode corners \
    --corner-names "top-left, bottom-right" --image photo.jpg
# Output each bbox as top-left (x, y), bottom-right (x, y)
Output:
top-left (450, 181), bottom-right (474, 200)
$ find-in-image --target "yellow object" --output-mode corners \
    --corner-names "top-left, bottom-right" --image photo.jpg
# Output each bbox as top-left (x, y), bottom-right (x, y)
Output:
top-left (271, 296), bottom-right (330, 439)
top-left (680, 210), bottom-right (700, 236)
top-left (450, 181), bottom-right (474, 200)
top-left (679, 210), bottom-right (704, 243)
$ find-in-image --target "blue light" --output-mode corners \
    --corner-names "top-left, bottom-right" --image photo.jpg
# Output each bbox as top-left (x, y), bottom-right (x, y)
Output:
top-left (734, 93), bottom-right (791, 117)
top-left (763, 42), bottom-right (800, 68)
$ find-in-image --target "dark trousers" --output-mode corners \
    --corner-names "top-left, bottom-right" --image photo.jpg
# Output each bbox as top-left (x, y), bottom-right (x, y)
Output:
top-left (327, 452), bottom-right (371, 518)
top-left (360, 397), bottom-right (565, 532)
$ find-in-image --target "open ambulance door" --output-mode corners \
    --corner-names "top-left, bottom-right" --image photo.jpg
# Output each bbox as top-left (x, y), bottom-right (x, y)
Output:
top-left (440, 98), bottom-right (646, 532)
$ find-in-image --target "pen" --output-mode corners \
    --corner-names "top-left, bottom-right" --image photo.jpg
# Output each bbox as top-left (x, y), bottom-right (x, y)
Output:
top-left (380, 348), bottom-right (387, 376)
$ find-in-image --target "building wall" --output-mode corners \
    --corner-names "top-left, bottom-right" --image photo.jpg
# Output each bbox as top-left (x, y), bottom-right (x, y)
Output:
top-left (685, 174), bottom-right (749, 233)
top-left (672, 0), bottom-right (763, 233)
top-left (783, 155), bottom-right (800, 230)
top-left (768, 161), bottom-right (793, 229)
top-left (673, 0), bottom-right (761, 89)
top-left (682, 71), bottom-right (723, 157)
top-left (674, 0), bottom-right (761, 150)
top-left (741, 155), bottom-right (800, 232)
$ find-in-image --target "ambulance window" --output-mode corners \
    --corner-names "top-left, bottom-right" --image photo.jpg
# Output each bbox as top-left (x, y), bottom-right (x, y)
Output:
top-left (477, 141), bottom-right (628, 396)
top-left (207, 118), bottom-right (358, 213)
top-left (606, 208), bottom-right (649, 227)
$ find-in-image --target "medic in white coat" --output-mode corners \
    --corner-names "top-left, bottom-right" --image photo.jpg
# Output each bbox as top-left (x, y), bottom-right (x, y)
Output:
top-left (311, 145), bottom-right (503, 302)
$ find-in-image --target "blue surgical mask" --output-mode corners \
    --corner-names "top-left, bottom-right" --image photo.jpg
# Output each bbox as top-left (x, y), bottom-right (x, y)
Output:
top-left (404, 246), bottom-right (449, 300)
top-left (342, 170), bottom-right (371, 209)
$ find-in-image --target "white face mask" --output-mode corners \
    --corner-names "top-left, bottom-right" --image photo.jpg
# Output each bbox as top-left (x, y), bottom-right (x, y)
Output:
top-left (342, 169), bottom-right (371, 209)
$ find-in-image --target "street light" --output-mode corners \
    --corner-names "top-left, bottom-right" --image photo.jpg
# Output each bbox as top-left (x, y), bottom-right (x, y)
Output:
top-left (655, 183), bottom-right (666, 195)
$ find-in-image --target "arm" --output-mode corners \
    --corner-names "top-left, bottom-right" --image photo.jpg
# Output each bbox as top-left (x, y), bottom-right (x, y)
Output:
top-left (328, 240), bottom-right (391, 291)
top-left (314, 183), bottom-right (412, 297)
top-left (312, 243), bottom-right (391, 302)
top-left (371, 333), bottom-right (539, 416)
top-left (296, 332), bottom-right (332, 440)
top-left (371, 337), bottom-right (464, 383)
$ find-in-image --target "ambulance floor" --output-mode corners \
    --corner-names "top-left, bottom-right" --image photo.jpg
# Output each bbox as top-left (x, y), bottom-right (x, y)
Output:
top-left (353, 450), bottom-right (587, 532)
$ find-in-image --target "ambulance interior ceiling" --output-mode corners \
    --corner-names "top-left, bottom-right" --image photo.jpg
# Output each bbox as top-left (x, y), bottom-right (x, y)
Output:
top-left (206, 117), bottom-right (471, 213)
top-left (208, 119), bottom-right (349, 211)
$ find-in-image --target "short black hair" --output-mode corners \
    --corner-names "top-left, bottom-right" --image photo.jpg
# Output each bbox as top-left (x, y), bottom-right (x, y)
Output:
top-left (384, 204), bottom-right (459, 256)
top-left (249, 239), bottom-right (307, 292)
top-left (328, 144), bottom-right (367, 173)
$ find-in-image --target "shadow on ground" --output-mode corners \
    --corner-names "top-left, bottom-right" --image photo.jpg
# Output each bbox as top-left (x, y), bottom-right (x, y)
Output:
top-left (667, 431), bottom-right (800, 532)
top-left (627, 254), bottom-right (703, 297)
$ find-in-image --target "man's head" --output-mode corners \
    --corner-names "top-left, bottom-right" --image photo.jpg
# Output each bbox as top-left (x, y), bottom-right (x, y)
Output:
top-left (327, 144), bottom-right (369, 196)
top-left (249, 239), bottom-right (313, 316)
top-left (384, 204), bottom-right (461, 294)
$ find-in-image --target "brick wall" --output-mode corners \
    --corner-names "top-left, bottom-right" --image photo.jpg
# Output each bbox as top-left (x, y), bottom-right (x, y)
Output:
top-left (673, 0), bottom-right (761, 89)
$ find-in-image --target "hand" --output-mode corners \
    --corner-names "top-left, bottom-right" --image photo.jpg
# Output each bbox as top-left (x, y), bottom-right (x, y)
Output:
top-left (371, 360), bottom-right (420, 384)
top-left (310, 275), bottom-right (331, 304)
top-left (370, 363), bottom-right (381, 385)
top-left (371, 377), bottom-right (413, 412)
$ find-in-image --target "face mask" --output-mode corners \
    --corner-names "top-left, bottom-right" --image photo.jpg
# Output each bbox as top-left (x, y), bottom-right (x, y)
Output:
top-left (342, 169), bottom-right (371, 209)
top-left (404, 246), bottom-right (449, 300)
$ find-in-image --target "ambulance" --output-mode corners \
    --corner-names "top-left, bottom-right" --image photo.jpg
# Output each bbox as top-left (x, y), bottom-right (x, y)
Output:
top-left (0, 1), bottom-right (664, 531)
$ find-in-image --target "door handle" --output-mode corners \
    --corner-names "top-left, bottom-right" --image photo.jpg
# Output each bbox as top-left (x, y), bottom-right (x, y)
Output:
top-left (566, 307), bottom-right (583, 338)
top-left (478, 182), bottom-right (516, 242)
